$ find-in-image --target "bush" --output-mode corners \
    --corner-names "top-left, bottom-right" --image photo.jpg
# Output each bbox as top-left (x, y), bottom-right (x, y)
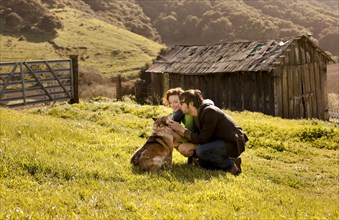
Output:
top-left (4, 12), bottom-right (22, 29)
top-left (36, 14), bottom-right (63, 33)
top-left (297, 127), bottom-right (334, 142)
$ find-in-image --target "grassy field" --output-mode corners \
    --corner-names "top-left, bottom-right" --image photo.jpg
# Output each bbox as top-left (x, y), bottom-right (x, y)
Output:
top-left (0, 7), bottom-right (164, 78)
top-left (0, 98), bottom-right (338, 219)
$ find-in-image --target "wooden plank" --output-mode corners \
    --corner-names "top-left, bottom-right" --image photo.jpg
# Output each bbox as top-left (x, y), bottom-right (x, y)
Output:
top-left (235, 73), bottom-right (242, 111)
top-left (230, 74), bottom-right (237, 111)
top-left (299, 40), bottom-right (306, 64)
top-left (303, 64), bottom-right (312, 118)
top-left (314, 63), bottom-right (322, 119)
top-left (281, 66), bottom-right (289, 118)
top-left (243, 72), bottom-right (255, 111)
top-left (289, 45), bottom-right (295, 65)
top-left (296, 66), bottom-right (304, 118)
top-left (194, 75), bottom-right (200, 91)
top-left (273, 68), bottom-right (282, 117)
top-left (239, 72), bottom-right (245, 111)
top-left (184, 75), bottom-right (190, 91)
top-left (269, 72), bottom-right (275, 115)
top-left (262, 71), bottom-right (270, 114)
top-left (309, 63), bottom-right (317, 118)
top-left (215, 74), bottom-right (222, 107)
top-left (257, 72), bottom-right (264, 113)
top-left (207, 75), bottom-right (213, 102)
top-left (320, 62), bottom-right (329, 120)
top-left (224, 74), bottom-right (231, 109)
top-left (299, 66), bottom-right (305, 118)
top-left (220, 73), bottom-right (227, 108)
top-left (305, 41), bottom-right (311, 63)
top-left (294, 46), bottom-right (300, 64)
top-left (287, 67), bottom-right (294, 118)
top-left (152, 73), bottom-right (163, 104)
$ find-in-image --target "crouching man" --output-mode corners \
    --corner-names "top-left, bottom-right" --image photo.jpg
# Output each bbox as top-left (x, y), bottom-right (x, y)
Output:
top-left (169, 89), bottom-right (248, 176)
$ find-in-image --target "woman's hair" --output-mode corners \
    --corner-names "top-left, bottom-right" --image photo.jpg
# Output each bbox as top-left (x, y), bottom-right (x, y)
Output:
top-left (179, 89), bottom-right (204, 108)
top-left (162, 87), bottom-right (184, 106)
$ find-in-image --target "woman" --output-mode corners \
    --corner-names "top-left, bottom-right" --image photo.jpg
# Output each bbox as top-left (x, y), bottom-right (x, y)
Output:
top-left (162, 87), bottom-right (196, 163)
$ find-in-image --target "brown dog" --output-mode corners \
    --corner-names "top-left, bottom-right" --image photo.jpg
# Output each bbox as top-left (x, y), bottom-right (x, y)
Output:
top-left (131, 116), bottom-right (174, 172)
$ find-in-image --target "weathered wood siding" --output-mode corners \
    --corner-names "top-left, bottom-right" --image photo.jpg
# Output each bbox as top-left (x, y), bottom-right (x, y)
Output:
top-left (150, 72), bottom-right (164, 104)
top-left (272, 37), bottom-right (329, 119)
top-left (151, 71), bottom-right (275, 115)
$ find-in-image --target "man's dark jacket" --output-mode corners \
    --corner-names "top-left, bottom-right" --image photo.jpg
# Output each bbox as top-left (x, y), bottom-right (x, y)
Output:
top-left (183, 101), bottom-right (248, 158)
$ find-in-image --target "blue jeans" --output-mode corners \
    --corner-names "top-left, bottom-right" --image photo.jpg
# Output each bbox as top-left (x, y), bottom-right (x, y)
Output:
top-left (195, 139), bottom-right (234, 170)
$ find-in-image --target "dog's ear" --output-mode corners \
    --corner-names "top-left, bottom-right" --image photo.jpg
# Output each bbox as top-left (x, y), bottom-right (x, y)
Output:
top-left (166, 115), bottom-right (172, 124)
top-left (152, 116), bottom-right (158, 121)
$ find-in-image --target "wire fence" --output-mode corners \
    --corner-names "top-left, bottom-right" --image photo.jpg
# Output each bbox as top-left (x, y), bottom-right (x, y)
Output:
top-left (329, 109), bottom-right (339, 123)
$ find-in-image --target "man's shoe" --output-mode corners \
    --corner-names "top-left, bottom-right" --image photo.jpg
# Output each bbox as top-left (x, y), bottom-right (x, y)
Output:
top-left (227, 158), bottom-right (242, 176)
top-left (187, 156), bottom-right (198, 165)
top-left (234, 157), bottom-right (242, 175)
top-left (187, 156), bottom-right (193, 164)
top-left (227, 161), bottom-right (239, 176)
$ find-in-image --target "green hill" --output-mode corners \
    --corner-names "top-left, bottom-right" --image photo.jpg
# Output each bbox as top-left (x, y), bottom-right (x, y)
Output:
top-left (0, 0), bottom-right (337, 101)
top-left (0, 6), bottom-right (164, 78)
top-left (2, 0), bottom-right (337, 56)
top-left (0, 99), bottom-right (338, 219)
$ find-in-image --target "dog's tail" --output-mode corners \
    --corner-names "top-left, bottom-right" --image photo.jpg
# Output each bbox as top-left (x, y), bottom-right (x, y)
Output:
top-left (130, 148), bottom-right (141, 166)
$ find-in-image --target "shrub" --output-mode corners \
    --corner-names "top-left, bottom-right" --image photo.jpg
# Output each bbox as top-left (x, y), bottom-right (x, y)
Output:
top-left (36, 14), bottom-right (63, 33)
top-left (297, 126), bottom-right (334, 142)
top-left (4, 12), bottom-right (22, 29)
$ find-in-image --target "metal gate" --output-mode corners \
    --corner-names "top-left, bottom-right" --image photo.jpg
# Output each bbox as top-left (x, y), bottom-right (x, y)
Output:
top-left (0, 59), bottom-right (74, 108)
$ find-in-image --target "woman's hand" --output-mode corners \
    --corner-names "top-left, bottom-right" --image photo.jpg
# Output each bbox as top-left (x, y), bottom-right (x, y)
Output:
top-left (168, 120), bottom-right (186, 136)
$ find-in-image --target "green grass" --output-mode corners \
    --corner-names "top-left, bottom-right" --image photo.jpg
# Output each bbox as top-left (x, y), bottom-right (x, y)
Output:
top-left (0, 99), bottom-right (338, 219)
top-left (0, 7), bottom-right (164, 78)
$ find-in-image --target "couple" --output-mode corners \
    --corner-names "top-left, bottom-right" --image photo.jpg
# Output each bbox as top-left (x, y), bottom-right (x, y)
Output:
top-left (163, 88), bottom-right (248, 176)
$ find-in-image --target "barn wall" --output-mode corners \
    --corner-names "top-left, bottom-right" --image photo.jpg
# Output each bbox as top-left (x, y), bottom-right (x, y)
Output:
top-left (164, 72), bottom-right (275, 115)
top-left (149, 38), bottom-right (329, 120)
top-left (273, 38), bottom-right (329, 119)
top-left (150, 73), bottom-right (165, 104)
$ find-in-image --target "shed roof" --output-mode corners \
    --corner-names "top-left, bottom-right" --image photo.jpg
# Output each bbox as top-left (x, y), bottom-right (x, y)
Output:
top-left (146, 35), bottom-right (333, 75)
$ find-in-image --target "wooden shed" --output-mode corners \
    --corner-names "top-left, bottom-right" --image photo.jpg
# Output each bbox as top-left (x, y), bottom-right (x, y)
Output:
top-left (144, 35), bottom-right (334, 120)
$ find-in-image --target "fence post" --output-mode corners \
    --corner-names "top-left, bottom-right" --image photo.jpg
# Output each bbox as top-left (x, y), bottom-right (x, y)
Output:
top-left (69, 55), bottom-right (79, 104)
top-left (116, 74), bottom-right (122, 101)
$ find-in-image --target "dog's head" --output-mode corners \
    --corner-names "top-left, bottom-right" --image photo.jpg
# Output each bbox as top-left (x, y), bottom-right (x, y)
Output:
top-left (152, 115), bottom-right (171, 132)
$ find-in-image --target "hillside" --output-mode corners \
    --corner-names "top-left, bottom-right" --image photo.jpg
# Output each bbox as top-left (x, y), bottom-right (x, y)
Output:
top-left (1, 0), bottom-right (338, 56)
top-left (0, 6), bottom-right (164, 77)
top-left (0, 0), bottom-right (337, 101)
top-left (0, 99), bottom-right (338, 218)
top-left (0, 4), bottom-right (165, 98)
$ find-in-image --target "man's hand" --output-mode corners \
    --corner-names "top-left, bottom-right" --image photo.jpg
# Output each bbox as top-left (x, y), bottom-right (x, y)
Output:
top-left (168, 120), bottom-right (186, 136)
top-left (164, 127), bottom-right (181, 139)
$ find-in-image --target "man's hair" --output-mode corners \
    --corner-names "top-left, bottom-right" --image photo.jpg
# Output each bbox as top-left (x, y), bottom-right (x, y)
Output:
top-left (179, 89), bottom-right (204, 108)
top-left (162, 87), bottom-right (184, 106)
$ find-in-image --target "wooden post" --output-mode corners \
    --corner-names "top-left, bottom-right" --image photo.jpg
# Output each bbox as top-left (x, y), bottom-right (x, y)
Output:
top-left (116, 74), bottom-right (122, 101)
top-left (69, 55), bottom-right (79, 104)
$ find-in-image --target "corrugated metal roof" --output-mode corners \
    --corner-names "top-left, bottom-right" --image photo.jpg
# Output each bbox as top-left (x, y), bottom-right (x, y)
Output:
top-left (146, 35), bottom-right (333, 75)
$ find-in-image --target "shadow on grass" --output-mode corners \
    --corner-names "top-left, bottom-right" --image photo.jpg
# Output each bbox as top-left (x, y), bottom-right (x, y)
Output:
top-left (131, 163), bottom-right (229, 183)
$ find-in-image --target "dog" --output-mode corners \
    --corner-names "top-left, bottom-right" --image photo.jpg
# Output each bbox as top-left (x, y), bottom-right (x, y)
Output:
top-left (131, 116), bottom-right (175, 172)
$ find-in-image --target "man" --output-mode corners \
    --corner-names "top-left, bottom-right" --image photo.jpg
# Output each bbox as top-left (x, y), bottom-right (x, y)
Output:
top-left (169, 89), bottom-right (248, 176)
